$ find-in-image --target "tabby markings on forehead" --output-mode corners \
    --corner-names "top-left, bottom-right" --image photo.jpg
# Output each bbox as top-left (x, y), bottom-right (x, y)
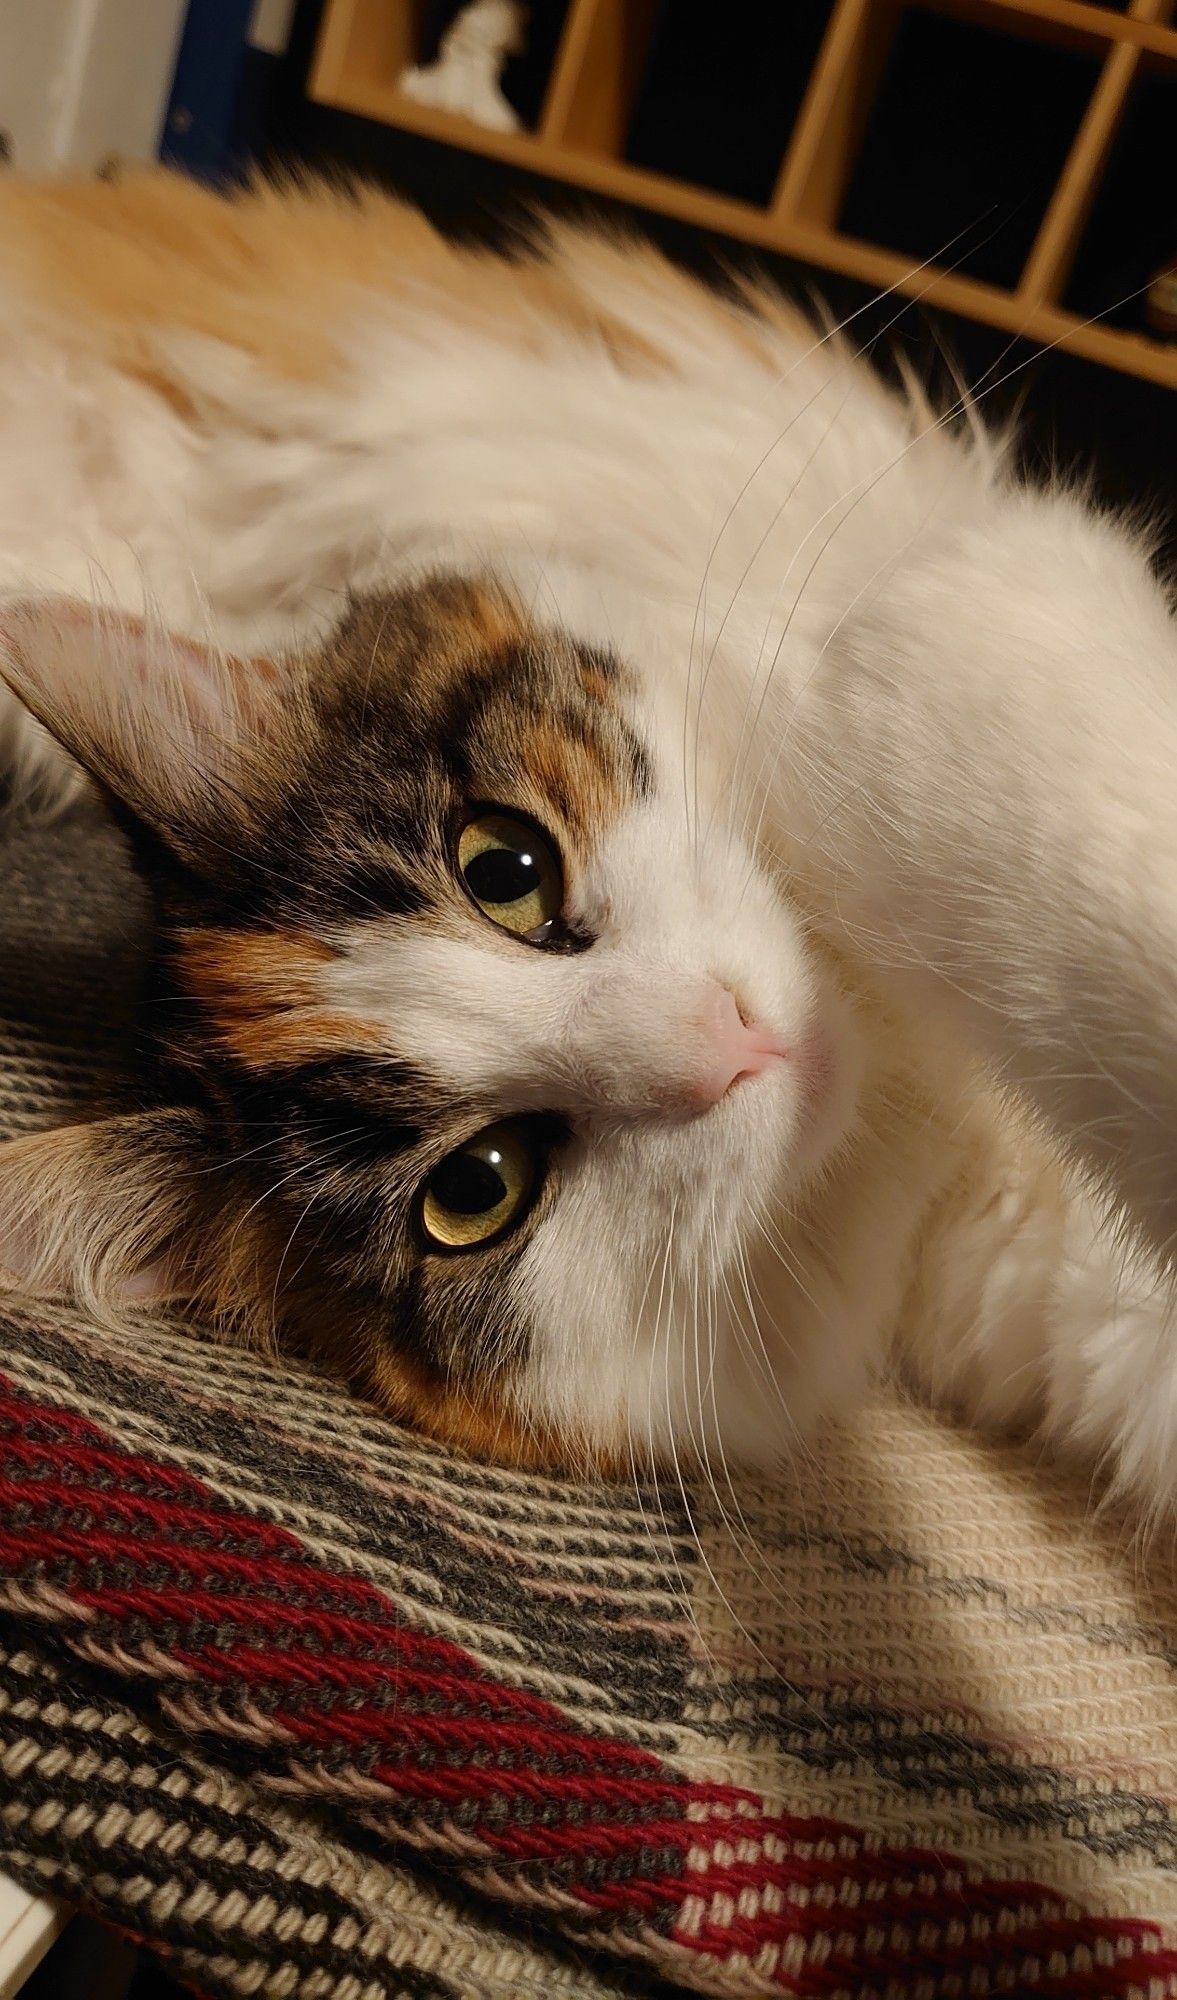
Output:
top-left (516, 716), bottom-right (629, 846)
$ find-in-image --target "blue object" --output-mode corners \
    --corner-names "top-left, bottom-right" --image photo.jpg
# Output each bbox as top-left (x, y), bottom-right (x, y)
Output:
top-left (159, 0), bottom-right (258, 184)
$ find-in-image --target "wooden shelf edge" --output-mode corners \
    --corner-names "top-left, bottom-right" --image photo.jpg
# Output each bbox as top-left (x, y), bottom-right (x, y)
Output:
top-left (307, 76), bottom-right (1177, 391)
top-left (309, 0), bottom-right (416, 104)
top-left (937, 0), bottom-right (1177, 57)
top-left (305, 74), bottom-right (780, 225)
top-left (786, 226), bottom-right (1177, 387)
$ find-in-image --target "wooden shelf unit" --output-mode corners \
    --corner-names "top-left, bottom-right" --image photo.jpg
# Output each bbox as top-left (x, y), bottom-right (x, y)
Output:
top-left (311, 0), bottom-right (1177, 389)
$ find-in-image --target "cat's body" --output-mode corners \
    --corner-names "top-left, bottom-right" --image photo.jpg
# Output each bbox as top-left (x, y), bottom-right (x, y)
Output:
top-left (0, 171), bottom-right (1176, 1503)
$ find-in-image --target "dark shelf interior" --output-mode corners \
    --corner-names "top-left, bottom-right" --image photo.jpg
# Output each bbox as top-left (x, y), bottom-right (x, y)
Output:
top-left (839, 9), bottom-right (1101, 287)
top-left (624, 0), bottom-right (835, 206)
top-left (1065, 65), bottom-right (1176, 331)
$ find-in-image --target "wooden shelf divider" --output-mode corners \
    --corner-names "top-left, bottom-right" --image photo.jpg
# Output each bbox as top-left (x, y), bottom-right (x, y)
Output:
top-left (539, 0), bottom-right (604, 147)
top-left (935, 0), bottom-right (1177, 57)
top-left (1018, 39), bottom-right (1139, 305)
top-left (773, 0), bottom-right (903, 227)
top-left (310, 0), bottom-right (416, 104)
top-left (541, 0), bottom-right (658, 154)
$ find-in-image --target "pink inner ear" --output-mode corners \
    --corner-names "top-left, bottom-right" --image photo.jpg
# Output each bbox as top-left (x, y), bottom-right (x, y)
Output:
top-left (0, 1234), bottom-right (179, 1304)
top-left (97, 615), bottom-right (234, 716)
top-left (116, 1256), bottom-right (182, 1305)
top-left (0, 595), bottom-right (274, 787)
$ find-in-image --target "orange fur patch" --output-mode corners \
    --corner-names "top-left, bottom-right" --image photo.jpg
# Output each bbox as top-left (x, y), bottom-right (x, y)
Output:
top-left (0, 170), bottom-right (669, 400)
top-left (578, 662), bottom-right (616, 707)
top-left (177, 926), bottom-right (378, 1070)
top-left (366, 1346), bottom-right (568, 1469)
top-left (517, 716), bottom-right (626, 851)
top-left (417, 580), bottom-right (530, 699)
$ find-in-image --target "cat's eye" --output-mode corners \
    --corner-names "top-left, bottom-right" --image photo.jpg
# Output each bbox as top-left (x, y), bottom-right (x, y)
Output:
top-left (421, 1122), bottom-right (538, 1250)
top-left (457, 810), bottom-right (563, 943)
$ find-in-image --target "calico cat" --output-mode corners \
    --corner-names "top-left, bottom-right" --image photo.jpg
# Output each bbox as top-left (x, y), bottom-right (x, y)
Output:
top-left (1, 170), bottom-right (1176, 1495)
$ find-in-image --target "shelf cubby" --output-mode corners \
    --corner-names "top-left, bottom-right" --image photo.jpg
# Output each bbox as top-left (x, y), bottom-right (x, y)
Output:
top-left (622, 2), bottom-right (834, 207)
top-left (1063, 60), bottom-right (1177, 322)
top-left (838, 9), bottom-right (1103, 289)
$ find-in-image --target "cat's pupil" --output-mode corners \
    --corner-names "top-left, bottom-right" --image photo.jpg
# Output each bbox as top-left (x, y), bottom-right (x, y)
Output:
top-left (429, 1151), bottom-right (506, 1216)
top-left (463, 845), bottom-right (538, 907)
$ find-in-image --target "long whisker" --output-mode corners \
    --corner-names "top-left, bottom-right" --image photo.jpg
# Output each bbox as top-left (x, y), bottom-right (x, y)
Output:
top-left (685, 212), bottom-right (1017, 863)
top-left (694, 375), bottom-right (858, 858)
top-left (679, 214), bottom-right (1005, 855)
top-left (625, 1207), bottom-right (697, 1619)
top-left (268, 1142), bottom-right (369, 1320)
top-left (712, 1216), bottom-right (832, 1576)
top-left (730, 468), bottom-right (959, 888)
top-left (686, 1235), bottom-right (829, 1690)
top-left (633, 1199), bottom-right (707, 1650)
top-left (222, 1129), bottom-right (370, 1269)
top-left (658, 1246), bottom-right (722, 1680)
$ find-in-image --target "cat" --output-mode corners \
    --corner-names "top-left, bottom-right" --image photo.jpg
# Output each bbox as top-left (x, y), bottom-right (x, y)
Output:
top-left (1, 169), bottom-right (1176, 1500)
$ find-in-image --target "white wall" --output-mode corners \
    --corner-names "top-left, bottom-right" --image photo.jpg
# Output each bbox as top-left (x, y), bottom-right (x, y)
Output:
top-left (0, 0), bottom-right (187, 174)
top-left (250, 0), bottom-right (296, 56)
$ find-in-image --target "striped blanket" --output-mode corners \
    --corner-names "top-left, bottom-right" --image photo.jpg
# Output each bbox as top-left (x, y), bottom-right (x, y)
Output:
top-left (1, 813), bottom-right (1176, 1999)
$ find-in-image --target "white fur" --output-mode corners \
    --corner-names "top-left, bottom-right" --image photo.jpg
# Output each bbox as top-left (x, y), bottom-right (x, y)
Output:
top-left (3, 218), bottom-right (1177, 1501)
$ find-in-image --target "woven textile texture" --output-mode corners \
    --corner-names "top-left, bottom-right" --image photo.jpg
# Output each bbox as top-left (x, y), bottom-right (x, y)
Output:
top-left (2, 814), bottom-right (1177, 2000)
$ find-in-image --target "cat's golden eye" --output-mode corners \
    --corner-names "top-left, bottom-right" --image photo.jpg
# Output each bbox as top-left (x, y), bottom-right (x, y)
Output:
top-left (421, 1122), bottom-right (538, 1250)
top-left (457, 810), bottom-right (563, 942)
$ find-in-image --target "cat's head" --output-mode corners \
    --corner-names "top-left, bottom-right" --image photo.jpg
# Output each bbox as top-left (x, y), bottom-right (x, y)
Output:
top-left (0, 577), bottom-right (867, 1468)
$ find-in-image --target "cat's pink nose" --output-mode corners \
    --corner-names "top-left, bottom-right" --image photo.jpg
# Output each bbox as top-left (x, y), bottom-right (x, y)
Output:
top-left (685, 986), bottom-right (789, 1114)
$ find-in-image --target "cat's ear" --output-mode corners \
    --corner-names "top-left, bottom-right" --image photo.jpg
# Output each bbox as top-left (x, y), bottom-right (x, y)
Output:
top-left (0, 1108), bottom-right (209, 1313)
top-left (0, 597), bottom-right (298, 855)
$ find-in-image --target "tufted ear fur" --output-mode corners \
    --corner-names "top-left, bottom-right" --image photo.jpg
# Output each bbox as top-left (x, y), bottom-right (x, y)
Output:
top-left (0, 597), bottom-right (305, 863)
top-left (0, 1109), bottom-right (215, 1314)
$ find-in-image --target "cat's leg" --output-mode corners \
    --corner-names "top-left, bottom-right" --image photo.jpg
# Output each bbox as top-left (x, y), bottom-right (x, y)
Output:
top-left (904, 1131), bottom-right (1177, 1525)
top-left (784, 486), bottom-right (1177, 1271)
top-left (1041, 1189), bottom-right (1177, 1526)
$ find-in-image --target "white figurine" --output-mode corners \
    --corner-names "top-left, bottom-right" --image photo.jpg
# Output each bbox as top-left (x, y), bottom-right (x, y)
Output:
top-left (400, 1), bottom-right (527, 134)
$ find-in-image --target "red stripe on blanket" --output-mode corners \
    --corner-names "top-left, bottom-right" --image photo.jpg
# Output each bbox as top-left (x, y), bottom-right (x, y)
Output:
top-left (3, 1378), bottom-right (1175, 1997)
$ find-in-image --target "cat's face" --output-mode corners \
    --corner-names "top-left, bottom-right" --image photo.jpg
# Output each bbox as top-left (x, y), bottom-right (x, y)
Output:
top-left (0, 578), bottom-right (863, 1468)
